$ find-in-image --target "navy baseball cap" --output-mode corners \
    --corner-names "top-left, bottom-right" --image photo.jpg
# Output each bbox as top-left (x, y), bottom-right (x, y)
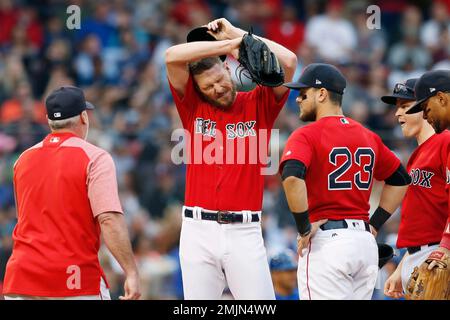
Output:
top-left (406, 70), bottom-right (450, 114)
top-left (45, 86), bottom-right (95, 120)
top-left (381, 78), bottom-right (418, 105)
top-left (186, 27), bottom-right (226, 62)
top-left (283, 63), bottom-right (346, 95)
top-left (269, 250), bottom-right (297, 272)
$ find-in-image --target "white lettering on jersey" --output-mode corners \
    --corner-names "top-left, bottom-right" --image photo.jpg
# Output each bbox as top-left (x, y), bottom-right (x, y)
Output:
top-left (194, 118), bottom-right (256, 140)
top-left (226, 121), bottom-right (256, 140)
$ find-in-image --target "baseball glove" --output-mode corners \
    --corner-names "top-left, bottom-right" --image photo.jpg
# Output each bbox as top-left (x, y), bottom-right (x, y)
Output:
top-left (238, 30), bottom-right (284, 87)
top-left (405, 251), bottom-right (450, 300)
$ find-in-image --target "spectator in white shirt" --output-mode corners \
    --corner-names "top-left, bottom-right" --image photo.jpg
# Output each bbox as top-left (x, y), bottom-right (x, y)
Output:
top-left (305, 0), bottom-right (357, 63)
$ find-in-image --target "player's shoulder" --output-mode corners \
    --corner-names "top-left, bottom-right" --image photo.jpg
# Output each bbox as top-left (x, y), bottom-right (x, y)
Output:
top-left (343, 116), bottom-right (372, 130)
top-left (433, 130), bottom-right (450, 143)
top-left (62, 136), bottom-right (112, 162)
top-left (14, 141), bottom-right (44, 168)
top-left (240, 85), bottom-right (269, 99)
top-left (290, 121), bottom-right (321, 138)
top-left (346, 117), bottom-right (381, 138)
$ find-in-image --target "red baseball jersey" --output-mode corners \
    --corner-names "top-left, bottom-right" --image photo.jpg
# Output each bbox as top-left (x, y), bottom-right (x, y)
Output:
top-left (3, 132), bottom-right (123, 297)
top-left (397, 131), bottom-right (450, 248)
top-left (280, 116), bottom-right (400, 222)
top-left (169, 75), bottom-right (288, 211)
top-left (442, 152), bottom-right (450, 250)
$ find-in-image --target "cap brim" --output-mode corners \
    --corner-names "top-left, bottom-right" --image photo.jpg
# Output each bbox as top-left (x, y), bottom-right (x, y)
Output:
top-left (405, 97), bottom-right (427, 114)
top-left (86, 101), bottom-right (95, 110)
top-left (381, 93), bottom-right (415, 105)
top-left (283, 81), bottom-right (310, 90)
top-left (186, 27), bottom-right (226, 62)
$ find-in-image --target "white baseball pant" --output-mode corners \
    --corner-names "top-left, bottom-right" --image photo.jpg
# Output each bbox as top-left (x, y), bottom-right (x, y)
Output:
top-left (179, 207), bottom-right (275, 300)
top-left (297, 220), bottom-right (379, 300)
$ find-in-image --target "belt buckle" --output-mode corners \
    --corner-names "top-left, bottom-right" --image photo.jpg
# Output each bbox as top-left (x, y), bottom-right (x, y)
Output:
top-left (217, 210), bottom-right (233, 224)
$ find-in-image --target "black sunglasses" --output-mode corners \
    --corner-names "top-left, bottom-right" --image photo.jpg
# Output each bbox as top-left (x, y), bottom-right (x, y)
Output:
top-left (393, 83), bottom-right (414, 95)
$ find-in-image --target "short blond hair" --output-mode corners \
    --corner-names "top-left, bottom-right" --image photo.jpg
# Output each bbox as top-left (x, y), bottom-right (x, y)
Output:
top-left (47, 114), bottom-right (80, 130)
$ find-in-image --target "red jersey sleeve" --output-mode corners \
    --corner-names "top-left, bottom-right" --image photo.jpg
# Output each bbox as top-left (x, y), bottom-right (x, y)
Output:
top-left (254, 86), bottom-right (289, 128)
top-left (168, 75), bottom-right (199, 128)
top-left (373, 134), bottom-right (401, 181)
top-left (279, 128), bottom-right (313, 172)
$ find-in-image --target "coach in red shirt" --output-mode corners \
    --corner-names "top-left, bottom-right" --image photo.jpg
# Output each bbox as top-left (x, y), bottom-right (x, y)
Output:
top-left (165, 17), bottom-right (297, 299)
top-left (2, 86), bottom-right (140, 300)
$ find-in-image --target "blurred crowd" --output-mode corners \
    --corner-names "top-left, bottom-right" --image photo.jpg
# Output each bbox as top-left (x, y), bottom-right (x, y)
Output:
top-left (0, 0), bottom-right (449, 300)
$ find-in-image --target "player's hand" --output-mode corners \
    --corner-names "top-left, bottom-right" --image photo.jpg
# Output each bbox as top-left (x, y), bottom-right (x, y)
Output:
top-left (119, 272), bottom-right (141, 300)
top-left (206, 18), bottom-right (235, 41)
top-left (384, 268), bottom-right (404, 299)
top-left (297, 219), bottom-right (327, 257)
top-left (369, 224), bottom-right (377, 238)
top-left (426, 246), bottom-right (449, 270)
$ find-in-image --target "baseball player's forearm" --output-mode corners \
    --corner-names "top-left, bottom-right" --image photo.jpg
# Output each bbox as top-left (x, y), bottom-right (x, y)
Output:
top-left (370, 184), bottom-right (407, 232)
top-left (282, 176), bottom-right (308, 212)
top-left (378, 184), bottom-right (408, 214)
top-left (165, 39), bottom-right (240, 66)
top-left (98, 212), bottom-right (139, 277)
top-left (165, 38), bottom-right (241, 97)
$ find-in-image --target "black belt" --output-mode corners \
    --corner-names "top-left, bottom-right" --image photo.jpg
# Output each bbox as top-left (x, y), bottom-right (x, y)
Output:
top-left (183, 208), bottom-right (260, 224)
top-left (319, 220), bottom-right (371, 232)
top-left (407, 242), bottom-right (440, 255)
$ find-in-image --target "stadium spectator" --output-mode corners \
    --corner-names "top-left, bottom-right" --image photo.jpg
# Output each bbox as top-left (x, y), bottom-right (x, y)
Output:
top-left (305, 0), bottom-right (357, 63)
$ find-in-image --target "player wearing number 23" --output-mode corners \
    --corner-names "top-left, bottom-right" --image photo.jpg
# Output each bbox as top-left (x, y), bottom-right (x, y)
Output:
top-left (279, 63), bottom-right (411, 300)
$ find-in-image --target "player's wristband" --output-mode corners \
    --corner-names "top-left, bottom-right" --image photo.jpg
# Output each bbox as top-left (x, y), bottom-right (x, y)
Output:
top-left (292, 210), bottom-right (311, 237)
top-left (369, 206), bottom-right (391, 231)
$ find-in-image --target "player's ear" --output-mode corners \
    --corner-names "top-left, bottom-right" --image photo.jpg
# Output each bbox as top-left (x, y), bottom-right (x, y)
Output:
top-left (223, 61), bottom-right (230, 73)
top-left (80, 111), bottom-right (88, 125)
top-left (437, 91), bottom-right (449, 107)
top-left (317, 88), bottom-right (327, 103)
top-left (440, 92), bottom-right (450, 107)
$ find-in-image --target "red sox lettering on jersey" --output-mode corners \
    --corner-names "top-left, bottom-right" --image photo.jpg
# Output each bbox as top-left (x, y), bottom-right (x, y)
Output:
top-left (195, 117), bottom-right (257, 139)
top-left (409, 168), bottom-right (434, 188)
